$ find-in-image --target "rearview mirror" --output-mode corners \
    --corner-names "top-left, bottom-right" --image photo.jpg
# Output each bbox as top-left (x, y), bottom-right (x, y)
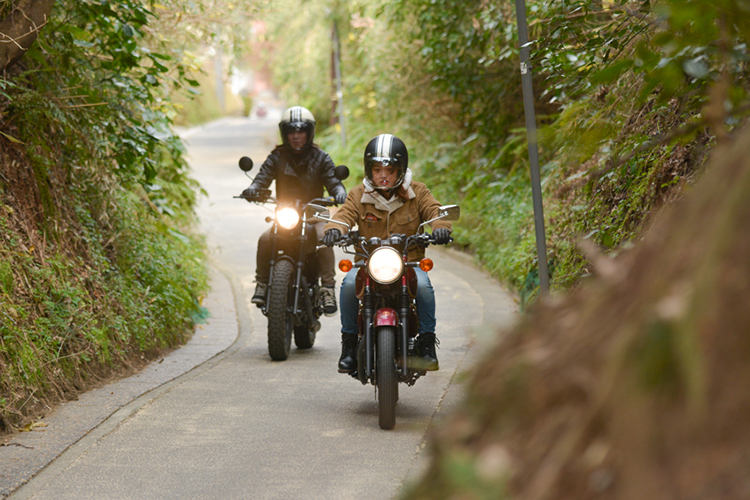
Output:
top-left (239, 156), bottom-right (254, 172)
top-left (306, 204), bottom-right (330, 219)
top-left (334, 165), bottom-right (349, 181)
top-left (417, 204), bottom-right (461, 231)
top-left (438, 205), bottom-right (460, 221)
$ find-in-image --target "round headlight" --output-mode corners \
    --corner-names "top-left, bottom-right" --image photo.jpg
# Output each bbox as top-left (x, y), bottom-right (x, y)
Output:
top-left (367, 247), bottom-right (403, 284)
top-left (276, 207), bottom-right (300, 229)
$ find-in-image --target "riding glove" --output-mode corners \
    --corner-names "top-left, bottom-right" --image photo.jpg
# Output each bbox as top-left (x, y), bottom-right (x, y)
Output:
top-left (334, 192), bottom-right (347, 205)
top-left (242, 186), bottom-right (259, 199)
top-left (323, 229), bottom-right (341, 247)
top-left (433, 228), bottom-right (452, 244)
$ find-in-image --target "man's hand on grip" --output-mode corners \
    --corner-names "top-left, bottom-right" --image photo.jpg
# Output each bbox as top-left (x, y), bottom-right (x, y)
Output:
top-left (242, 186), bottom-right (259, 199)
top-left (323, 229), bottom-right (341, 247)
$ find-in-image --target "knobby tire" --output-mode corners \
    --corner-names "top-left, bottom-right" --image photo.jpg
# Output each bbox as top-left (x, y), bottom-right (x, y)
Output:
top-left (267, 259), bottom-right (294, 361)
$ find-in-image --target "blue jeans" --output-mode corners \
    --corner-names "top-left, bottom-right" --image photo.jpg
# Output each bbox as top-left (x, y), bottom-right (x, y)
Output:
top-left (339, 267), bottom-right (436, 336)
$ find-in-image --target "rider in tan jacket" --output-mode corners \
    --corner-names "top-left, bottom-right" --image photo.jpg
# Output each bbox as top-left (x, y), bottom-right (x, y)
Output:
top-left (322, 180), bottom-right (451, 262)
top-left (323, 134), bottom-right (452, 373)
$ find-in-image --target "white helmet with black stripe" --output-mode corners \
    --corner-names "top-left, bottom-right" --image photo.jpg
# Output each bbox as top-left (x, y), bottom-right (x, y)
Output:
top-left (364, 134), bottom-right (408, 189)
top-left (279, 106), bottom-right (315, 151)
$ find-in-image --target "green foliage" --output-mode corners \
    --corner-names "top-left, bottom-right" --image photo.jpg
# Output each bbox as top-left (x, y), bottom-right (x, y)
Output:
top-left (0, 0), bottom-right (209, 431)
top-left (265, 0), bottom-right (750, 303)
top-left (40, 1), bottom-right (198, 185)
top-left (260, 0), bottom-right (337, 123)
top-left (392, 0), bottom-right (524, 143)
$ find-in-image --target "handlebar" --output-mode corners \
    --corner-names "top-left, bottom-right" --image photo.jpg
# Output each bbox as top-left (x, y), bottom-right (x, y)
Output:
top-left (309, 197), bottom-right (338, 207)
top-left (234, 188), bottom-right (273, 203)
top-left (234, 192), bottom-right (339, 207)
top-left (330, 231), bottom-right (452, 253)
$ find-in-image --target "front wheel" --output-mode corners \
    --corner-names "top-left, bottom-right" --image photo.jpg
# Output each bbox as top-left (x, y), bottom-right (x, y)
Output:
top-left (376, 326), bottom-right (398, 430)
top-left (267, 259), bottom-right (294, 361)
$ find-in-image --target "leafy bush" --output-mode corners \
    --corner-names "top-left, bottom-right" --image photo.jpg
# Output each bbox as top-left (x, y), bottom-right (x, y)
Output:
top-left (0, 0), bottom-right (209, 432)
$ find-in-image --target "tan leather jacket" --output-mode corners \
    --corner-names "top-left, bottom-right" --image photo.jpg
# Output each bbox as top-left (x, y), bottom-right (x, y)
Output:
top-left (323, 181), bottom-right (452, 262)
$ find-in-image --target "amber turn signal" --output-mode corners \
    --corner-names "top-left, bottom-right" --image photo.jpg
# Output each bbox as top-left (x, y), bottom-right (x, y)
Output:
top-left (339, 259), bottom-right (353, 272)
top-left (419, 258), bottom-right (434, 272)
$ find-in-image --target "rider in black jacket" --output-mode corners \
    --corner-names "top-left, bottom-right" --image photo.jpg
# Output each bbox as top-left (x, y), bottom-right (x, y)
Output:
top-left (242, 106), bottom-right (347, 315)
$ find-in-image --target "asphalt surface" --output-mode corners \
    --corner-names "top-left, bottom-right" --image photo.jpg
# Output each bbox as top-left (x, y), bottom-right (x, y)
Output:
top-left (0, 266), bottom-right (238, 498)
top-left (0, 117), bottom-right (518, 499)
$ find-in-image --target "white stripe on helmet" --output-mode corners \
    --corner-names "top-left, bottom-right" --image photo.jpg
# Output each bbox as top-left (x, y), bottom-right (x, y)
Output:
top-left (376, 134), bottom-right (394, 158)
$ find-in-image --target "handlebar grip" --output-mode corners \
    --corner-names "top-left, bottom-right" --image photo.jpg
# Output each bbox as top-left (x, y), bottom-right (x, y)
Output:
top-left (236, 189), bottom-right (272, 202)
top-left (312, 197), bottom-right (337, 207)
top-left (431, 236), bottom-right (453, 245)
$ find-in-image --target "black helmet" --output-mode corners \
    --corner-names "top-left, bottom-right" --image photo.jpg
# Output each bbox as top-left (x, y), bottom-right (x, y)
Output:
top-left (364, 134), bottom-right (408, 189)
top-left (279, 106), bottom-right (315, 151)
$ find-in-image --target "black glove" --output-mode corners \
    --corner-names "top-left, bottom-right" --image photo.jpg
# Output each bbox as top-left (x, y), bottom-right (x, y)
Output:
top-left (323, 229), bottom-right (341, 247)
top-left (433, 228), bottom-right (451, 244)
top-left (242, 186), bottom-right (259, 199)
top-left (334, 191), bottom-right (347, 205)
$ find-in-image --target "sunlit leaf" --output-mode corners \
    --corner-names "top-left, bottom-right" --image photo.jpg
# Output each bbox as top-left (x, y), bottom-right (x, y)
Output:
top-left (683, 57), bottom-right (709, 78)
top-left (590, 59), bottom-right (634, 84)
top-left (0, 131), bottom-right (24, 144)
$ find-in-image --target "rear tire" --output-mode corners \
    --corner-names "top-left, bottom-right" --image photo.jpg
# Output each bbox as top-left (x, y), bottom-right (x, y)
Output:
top-left (294, 323), bottom-right (316, 349)
top-left (376, 326), bottom-right (398, 430)
top-left (267, 260), bottom-right (294, 361)
top-left (293, 282), bottom-right (316, 349)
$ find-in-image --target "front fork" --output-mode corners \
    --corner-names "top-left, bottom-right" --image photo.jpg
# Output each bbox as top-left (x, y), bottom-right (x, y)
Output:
top-left (292, 217), bottom-right (308, 315)
top-left (264, 224), bottom-right (279, 313)
top-left (360, 274), bottom-right (411, 381)
top-left (399, 274), bottom-right (409, 377)
top-left (362, 278), bottom-right (374, 383)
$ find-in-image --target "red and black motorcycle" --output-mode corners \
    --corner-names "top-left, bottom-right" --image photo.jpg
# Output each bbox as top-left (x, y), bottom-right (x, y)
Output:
top-left (319, 205), bottom-right (460, 429)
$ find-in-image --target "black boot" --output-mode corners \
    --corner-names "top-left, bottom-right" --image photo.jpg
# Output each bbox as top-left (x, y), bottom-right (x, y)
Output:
top-left (417, 332), bottom-right (439, 371)
top-left (251, 282), bottom-right (267, 307)
top-left (338, 334), bottom-right (358, 373)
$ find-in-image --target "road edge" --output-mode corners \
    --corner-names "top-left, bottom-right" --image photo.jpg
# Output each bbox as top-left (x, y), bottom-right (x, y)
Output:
top-left (2, 263), bottom-right (251, 499)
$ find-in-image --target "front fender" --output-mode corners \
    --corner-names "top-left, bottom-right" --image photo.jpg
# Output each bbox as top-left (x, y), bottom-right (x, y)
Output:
top-left (374, 308), bottom-right (399, 327)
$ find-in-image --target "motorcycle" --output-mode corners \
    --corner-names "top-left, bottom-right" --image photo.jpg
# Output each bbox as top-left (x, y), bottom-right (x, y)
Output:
top-left (235, 156), bottom-right (349, 361)
top-left (316, 204), bottom-right (460, 429)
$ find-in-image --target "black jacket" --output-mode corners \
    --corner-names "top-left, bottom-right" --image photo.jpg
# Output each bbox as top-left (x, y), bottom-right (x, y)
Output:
top-left (249, 145), bottom-right (346, 204)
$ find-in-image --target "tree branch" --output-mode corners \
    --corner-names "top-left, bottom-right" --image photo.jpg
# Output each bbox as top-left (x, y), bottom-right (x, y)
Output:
top-left (0, 0), bottom-right (56, 72)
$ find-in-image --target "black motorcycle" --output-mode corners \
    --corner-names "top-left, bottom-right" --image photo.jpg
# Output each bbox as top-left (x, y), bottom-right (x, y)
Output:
top-left (318, 204), bottom-right (460, 429)
top-left (236, 156), bottom-right (349, 361)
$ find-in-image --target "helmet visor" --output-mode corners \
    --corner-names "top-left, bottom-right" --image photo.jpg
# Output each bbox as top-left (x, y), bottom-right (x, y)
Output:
top-left (283, 122), bottom-right (311, 133)
top-left (366, 156), bottom-right (402, 169)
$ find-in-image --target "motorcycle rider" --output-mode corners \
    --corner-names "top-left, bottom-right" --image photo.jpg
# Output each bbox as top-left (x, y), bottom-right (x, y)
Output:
top-left (322, 134), bottom-right (452, 372)
top-left (242, 106), bottom-right (347, 316)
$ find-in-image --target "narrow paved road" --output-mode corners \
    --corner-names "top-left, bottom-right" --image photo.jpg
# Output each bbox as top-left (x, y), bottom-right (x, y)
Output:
top-left (9, 117), bottom-right (517, 499)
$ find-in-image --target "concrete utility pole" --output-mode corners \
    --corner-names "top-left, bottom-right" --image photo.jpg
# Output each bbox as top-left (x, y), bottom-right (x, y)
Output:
top-left (514, 0), bottom-right (550, 294)
top-left (331, 20), bottom-right (346, 147)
